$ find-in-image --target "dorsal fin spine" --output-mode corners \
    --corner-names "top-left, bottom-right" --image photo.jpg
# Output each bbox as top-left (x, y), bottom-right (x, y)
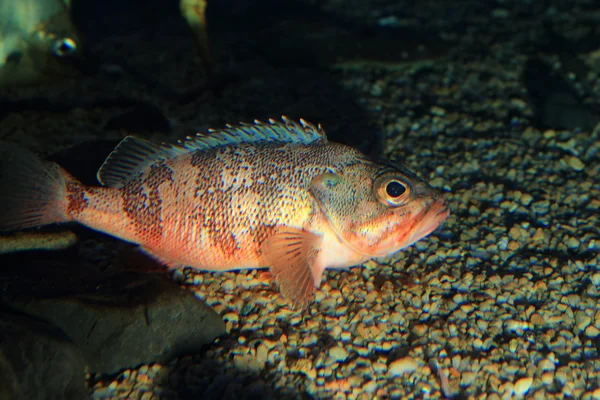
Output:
top-left (96, 116), bottom-right (327, 189)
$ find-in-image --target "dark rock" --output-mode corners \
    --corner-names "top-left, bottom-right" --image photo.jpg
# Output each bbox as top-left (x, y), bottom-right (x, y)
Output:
top-left (0, 308), bottom-right (89, 400)
top-left (104, 104), bottom-right (172, 134)
top-left (6, 274), bottom-right (225, 375)
top-left (523, 56), bottom-right (600, 131)
top-left (48, 139), bottom-right (121, 186)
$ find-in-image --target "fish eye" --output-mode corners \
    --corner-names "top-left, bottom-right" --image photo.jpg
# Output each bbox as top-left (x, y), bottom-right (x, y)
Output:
top-left (374, 175), bottom-right (410, 206)
top-left (386, 180), bottom-right (406, 198)
top-left (52, 38), bottom-right (77, 57)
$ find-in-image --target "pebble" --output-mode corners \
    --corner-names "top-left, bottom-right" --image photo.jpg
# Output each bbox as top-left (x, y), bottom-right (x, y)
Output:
top-left (566, 237), bottom-right (580, 249)
top-left (388, 357), bottom-right (418, 377)
top-left (575, 311), bottom-right (592, 330)
top-left (491, 8), bottom-right (510, 18)
top-left (541, 371), bottom-right (554, 385)
top-left (430, 106), bottom-right (446, 116)
top-left (328, 346), bottom-right (349, 362)
top-left (585, 325), bottom-right (600, 338)
top-left (591, 273), bottom-right (600, 286)
top-left (514, 377), bottom-right (533, 396)
top-left (565, 156), bottom-right (585, 171)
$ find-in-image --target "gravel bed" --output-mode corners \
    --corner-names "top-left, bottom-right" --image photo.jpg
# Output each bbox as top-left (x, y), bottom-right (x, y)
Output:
top-left (1, 0), bottom-right (599, 399)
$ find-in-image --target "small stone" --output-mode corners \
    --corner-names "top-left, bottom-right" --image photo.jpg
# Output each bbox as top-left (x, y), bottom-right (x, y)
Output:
top-left (510, 98), bottom-right (527, 111)
top-left (221, 279), bottom-right (235, 291)
top-left (531, 228), bottom-right (546, 242)
top-left (256, 344), bottom-right (268, 366)
top-left (328, 346), bottom-right (349, 362)
top-left (223, 313), bottom-right (239, 324)
top-left (543, 129), bottom-right (556, 138)
top-left (431, 106), bottom-right (446, 116)
top-left (575, 311), bottom-right (591, 330)
top-left (388, 356), bottom-right (418, 377)
top-left (565, 156), bottom-right (585, 171)
top-left (541, 371), bottom-right (554, 385)
top-left (585, 325), bottom-right (600, 338)
top-left (514, 377), bottom-right (532, 396)
top-left (491, 8), bottom-right (510, 18)
top-left (520, 193), bottom-right (533, 206)
top-left (461, 371), bottom-right (477, 385)
top-left (591, 273), bottom-right (600, 286)
top-left (565, 237), bottom-right (580, 249)
top-left (363, 380), bottom-right (378, 394)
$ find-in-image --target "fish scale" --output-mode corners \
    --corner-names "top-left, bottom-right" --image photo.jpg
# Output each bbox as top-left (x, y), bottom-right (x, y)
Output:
top-left (0, 117), bottom-right (449, 308)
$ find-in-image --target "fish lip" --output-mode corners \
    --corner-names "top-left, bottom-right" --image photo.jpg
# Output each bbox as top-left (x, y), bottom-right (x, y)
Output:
top-left (365, 199), bottom-right (449, 258)
top-left (409, 198), bottom-right (449, 242)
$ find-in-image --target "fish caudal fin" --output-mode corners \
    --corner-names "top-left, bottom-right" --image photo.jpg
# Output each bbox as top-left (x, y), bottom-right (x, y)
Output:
top-left (262, 227), bottom-right (323, 309)
top-left (0, 144), bottom-right (71, 231)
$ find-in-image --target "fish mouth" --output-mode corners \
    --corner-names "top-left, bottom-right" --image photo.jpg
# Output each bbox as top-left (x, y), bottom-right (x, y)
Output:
top-left (406, 198), bottom-right (449, 245)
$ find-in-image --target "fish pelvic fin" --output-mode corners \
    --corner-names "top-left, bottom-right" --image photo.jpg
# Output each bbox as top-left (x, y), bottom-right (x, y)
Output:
top-left (0, 143), bottom-right (74, 231)
top-left (262, 227), bottom-right (323, 310)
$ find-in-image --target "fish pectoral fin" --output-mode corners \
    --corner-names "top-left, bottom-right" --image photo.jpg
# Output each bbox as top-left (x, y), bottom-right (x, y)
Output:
top-left (262, 227), bottom-right (323, 309)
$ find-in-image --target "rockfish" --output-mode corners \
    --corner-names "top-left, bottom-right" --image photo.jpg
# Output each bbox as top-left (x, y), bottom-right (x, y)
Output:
top-left (0, 117), bottom-right (449, 308)
top-left (0, 0), bottom-right (83, 86)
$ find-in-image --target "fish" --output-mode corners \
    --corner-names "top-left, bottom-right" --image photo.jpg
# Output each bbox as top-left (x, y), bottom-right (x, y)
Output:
top-left (0, 117), bottom-right (449, 308)
top-left (179, 0), bottom-right (215, 79)
top-left (0, 0), bottom-right (83, 86)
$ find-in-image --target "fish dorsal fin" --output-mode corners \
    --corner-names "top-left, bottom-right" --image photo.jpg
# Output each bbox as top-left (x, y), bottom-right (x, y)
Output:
top-left (169, 116), bottom-right (327, 156)
top-left (97, 136), bottom-right (167, 188)
top-left (97, 117), bottom-right (326, 188)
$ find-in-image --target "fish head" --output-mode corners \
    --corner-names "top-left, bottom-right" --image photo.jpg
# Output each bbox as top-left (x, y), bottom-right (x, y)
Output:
top-left (310, 158), bottom-right (449, 259)
top-left (0, 0), bottom-right (84, 86)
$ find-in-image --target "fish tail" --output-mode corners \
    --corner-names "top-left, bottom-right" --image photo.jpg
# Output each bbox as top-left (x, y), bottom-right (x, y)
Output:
top-left (0, 144), bottom-right (73, 231)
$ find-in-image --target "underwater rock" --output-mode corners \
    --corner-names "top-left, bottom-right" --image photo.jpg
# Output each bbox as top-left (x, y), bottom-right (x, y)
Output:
top-left (103, 104), bottom-right (172, 134)
top-left (0, 308), bottom-right (89, 400)
top-left (523, 56), bottom-right (600, 131)
top-left (0, 230), bottom-right (77, 254)
top-left (249, 2), bottom-right (450, 69)
top-left (6, 274), bottom-right (225, 375)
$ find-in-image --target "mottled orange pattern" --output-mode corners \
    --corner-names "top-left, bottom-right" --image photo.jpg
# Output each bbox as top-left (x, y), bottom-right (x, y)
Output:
top-left (0, 118), bottom-right (448, 308)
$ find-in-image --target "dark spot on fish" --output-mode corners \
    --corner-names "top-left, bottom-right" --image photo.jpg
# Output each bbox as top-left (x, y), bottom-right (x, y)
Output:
top-left (252, 223), bottom-right (276, 249)
top-left (66, 181), bottom-right (88, 218)
top-left (121, 162), bottom-right (174, 245)
top-left (190, 151), bottom-right (206, 168)
top-left (219, 232), bottom-right (239, 259)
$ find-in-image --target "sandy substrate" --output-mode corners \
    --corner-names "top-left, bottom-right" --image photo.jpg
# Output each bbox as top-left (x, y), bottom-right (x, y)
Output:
top-left (1, 0), bottom-right (599, 399)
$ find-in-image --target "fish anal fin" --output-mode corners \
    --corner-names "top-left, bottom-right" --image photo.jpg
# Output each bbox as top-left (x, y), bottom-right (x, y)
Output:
top-left (96, 136), bottom-right (165, 188)
top-left (262, 227), bottom-right (323, 309)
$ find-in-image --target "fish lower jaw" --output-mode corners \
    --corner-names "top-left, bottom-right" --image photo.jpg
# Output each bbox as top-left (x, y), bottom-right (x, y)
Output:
top-left (404, 201), bottom-right (449, 248)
